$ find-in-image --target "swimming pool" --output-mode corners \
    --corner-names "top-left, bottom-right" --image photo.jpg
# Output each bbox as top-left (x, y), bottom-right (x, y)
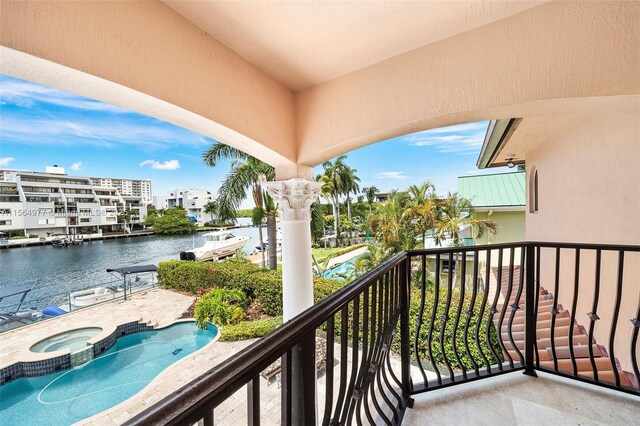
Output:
top-left (321, 258), bottom-right (358, 280)
top-left (0, 321), bottom-right (218, 425)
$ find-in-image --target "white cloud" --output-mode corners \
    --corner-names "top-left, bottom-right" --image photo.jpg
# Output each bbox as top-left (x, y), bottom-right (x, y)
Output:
top-left (404, 121), bottom-right (489, 154)
top-left (140, 159), bottom-right (181, 170)
top-left (0, 116), bottom-right (210, 150)
top-left (70, 161), bottom-right (83, 171)
top-left (0, 78), bottom-right (130, 113)
top-left (0, 156), bottom-right (15, 167)
top-left (376, 171), bottom-right (409, 180)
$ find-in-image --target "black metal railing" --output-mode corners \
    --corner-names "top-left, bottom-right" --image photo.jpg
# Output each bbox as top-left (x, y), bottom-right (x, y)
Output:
top-left (125, 252), bottom-right (411, 426)
top-left (405, 242), bottom-right (640, 396)
top-left (126, 242), bottom-right (639, 425)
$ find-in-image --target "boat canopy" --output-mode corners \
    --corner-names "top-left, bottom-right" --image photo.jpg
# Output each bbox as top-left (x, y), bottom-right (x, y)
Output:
top-left (0, 286), bottom-right (31, 301)
top-left (106, 265), bottom-right (157, 275)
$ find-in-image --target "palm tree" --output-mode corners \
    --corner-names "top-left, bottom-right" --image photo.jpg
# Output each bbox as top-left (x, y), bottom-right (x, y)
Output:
top-left (435, 193), bottom-right (496, 247)
top-left (362, 186), bottom-right (378, 215)
top-left (321, 155), bottom-right (350, 244)
top-left (203, 201), bottom-right (219, 224)
top-left (367, 191), bottom-right (417, 252)
top-left (404, 182), bottom-right (438, 248)
top-left (203, 143), bottom-right (278, 270)
top-left (436, 193), bottom-right (497, 287)
top-left (355, 243), bottom-right (390, 271)
top-left (251, 206), bottom-right (266, 268)
top-left (344, 166), bottom-right (360, 222)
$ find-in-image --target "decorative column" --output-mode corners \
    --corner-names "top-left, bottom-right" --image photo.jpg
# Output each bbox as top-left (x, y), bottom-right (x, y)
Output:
top-left (265, 178), bottom-right (321, 321)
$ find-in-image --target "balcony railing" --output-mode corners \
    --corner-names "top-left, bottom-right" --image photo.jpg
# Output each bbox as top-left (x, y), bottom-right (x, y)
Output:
top-left (125, 242), bottom-right (640, 425)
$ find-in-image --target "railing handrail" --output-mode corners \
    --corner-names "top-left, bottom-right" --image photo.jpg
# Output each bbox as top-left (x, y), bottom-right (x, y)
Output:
top-left (124, 251), bottom-right (407, 425)
top-left (407, 241), bottom-right (640, 255)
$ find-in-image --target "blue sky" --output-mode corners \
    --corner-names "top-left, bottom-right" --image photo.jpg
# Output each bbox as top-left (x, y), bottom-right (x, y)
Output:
top-left (0, 74), bottom-right (503, 207)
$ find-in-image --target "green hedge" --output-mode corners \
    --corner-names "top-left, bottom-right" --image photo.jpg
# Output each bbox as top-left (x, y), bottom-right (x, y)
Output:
top-left (220, 316), bottom-right (283, 341)
top-left (159, 260), bottom-right (345, 318)
top-left (158, 260), bottom-right (262, 296)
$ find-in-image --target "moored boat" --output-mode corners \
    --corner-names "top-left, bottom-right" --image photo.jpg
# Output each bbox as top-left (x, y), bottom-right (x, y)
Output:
top-left (180, 229), bottom-right (249, 261)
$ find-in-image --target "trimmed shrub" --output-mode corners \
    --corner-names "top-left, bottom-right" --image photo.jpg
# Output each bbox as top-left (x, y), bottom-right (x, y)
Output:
top-left (220, 316), bottom-right (283, 342)
top-left (194, 288), bottom-right (247, 328)
top-left (158, 260), bottom-right (263, 295)
top-left (159, 260), bottom-right (345, 317)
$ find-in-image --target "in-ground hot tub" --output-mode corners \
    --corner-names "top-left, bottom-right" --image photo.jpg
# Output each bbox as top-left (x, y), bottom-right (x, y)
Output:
top-left (30, 327), bottom-right (103, 354)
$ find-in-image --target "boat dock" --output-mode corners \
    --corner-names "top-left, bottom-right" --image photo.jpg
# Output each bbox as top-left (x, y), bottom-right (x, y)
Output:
top-left (0, 231), bottom-right (155, 249)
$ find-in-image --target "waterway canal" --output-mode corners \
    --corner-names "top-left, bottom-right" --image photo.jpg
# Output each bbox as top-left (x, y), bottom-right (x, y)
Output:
top-left (0, 220), bottom-right (263, 310)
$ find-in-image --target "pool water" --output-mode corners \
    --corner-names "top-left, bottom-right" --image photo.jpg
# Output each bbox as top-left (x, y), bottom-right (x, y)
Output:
top-left (321, 258), bottom-right (358, 280)
top-left (30, 327), bottom-right (103, 354)
top-left (0, 321), bottom-right (218, 425)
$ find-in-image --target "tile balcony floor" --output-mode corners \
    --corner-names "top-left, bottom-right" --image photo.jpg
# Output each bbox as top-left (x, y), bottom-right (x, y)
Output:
top-left (403, 371), bottom-right (640, 426)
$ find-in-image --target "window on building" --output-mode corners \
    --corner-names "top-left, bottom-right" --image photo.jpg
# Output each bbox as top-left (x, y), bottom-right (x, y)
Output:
top-left (442, 259), bottom-right (456, 274)
top-left (529, 168), bottom-right (539, 213)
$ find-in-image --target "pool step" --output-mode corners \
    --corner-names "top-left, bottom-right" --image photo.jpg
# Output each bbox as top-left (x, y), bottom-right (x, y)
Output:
top-left (138, 317), bottom-right (158, 328)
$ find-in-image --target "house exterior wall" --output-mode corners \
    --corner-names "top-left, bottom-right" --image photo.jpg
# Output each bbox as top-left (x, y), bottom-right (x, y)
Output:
top-left (474, 211), bottom-right (525, 246)
top-left (525, 111), bottom-right (640, 376)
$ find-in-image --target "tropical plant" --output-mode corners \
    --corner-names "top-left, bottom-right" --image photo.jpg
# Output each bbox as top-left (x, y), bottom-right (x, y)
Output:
top-left (203, 201), bottom-right (219, 223)
top-left (343, 166), bottom-right (361, 224)
top-left (312, 253), bottom-right (335, 276)
top-left (435, 193), bottom-right (497, 286)
top-left (194, 288), bottom-right (248, 328)
top-left (404, 182), bottom-right (438, 248)
top-left (310, 201), bottom-right (326, 245)
top-left (355, 243), bottom-right (390, 271)
top-left (203, 143), bottom-right (278, 269)
top-left (435, 193), bottom-right (497, 247)
top-left (251, 206), bottom-right (267, 268)
top-left (367, 191), bottom-right (417, 252)
top-left (151, 207), bottom-right (197, 234)
top-left (321, 155), bottom-right (351, 244)
top-left (117, 209), bottom-right (137, 233)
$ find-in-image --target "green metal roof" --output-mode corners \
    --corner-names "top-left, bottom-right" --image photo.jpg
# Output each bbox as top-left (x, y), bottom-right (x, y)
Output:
top-left (458, 171), bottom-right (525, 207)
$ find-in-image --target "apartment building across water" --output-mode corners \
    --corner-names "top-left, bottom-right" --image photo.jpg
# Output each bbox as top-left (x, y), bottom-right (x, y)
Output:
top-left (153, 189), bottom-right (213, 226)
top-left (0, 166), bottom-right (148, 237)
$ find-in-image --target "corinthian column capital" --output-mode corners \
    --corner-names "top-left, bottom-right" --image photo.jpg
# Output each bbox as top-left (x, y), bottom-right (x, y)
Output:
top-left (264, 178), bottom-right (321, 221)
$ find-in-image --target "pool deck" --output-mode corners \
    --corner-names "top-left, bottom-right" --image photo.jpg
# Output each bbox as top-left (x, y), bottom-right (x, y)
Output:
top-left (0, 287), bottom-right (194, 369)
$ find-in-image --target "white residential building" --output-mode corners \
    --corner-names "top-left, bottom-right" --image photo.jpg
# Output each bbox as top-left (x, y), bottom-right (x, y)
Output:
top-left (155, 189), bottom-right (213, 226)
top-left (0, 167), bottom-right (147, 237)
top-left (90, 176), bottom-right (152, 204)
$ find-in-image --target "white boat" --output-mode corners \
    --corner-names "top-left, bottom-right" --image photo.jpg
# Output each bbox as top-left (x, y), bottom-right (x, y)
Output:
top-left (69, 286), bottom-right (123, 307)
top-left (180, 229), bottom-right (249, 261)
top-left (255, 229), bottom-right (283, 251)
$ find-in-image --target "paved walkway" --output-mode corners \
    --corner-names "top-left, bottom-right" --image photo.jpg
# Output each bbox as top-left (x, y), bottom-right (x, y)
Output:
top-left (0, 288), bottom-right (193, 369)
top-left (327, 246), bottom-right (368, 268)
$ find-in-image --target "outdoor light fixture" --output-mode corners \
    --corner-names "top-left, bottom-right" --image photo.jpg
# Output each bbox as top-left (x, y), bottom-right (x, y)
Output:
top-left (505, 155), bottom-right (516, 168)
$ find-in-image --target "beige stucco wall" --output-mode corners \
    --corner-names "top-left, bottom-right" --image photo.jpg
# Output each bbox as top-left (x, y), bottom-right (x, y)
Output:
top-left (525, 112), bottom-right (640, 377)
top-left (295, 1), bottom-right (640, 166)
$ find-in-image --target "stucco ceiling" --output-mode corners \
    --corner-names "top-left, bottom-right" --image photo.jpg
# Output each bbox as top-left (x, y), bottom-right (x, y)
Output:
top-left (163, 0), bottom-right (546, 91)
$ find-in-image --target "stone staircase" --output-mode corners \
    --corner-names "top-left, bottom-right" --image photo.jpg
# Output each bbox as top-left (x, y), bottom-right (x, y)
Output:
top-left (491, 266), bottom-right (637, 389)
